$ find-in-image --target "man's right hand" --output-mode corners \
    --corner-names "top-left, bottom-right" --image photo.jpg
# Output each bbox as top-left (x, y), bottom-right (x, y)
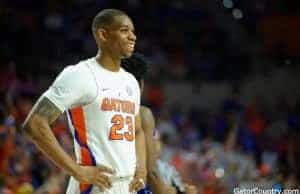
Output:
top-left (164, 185), bottom-right (177, 194)
top-left (74, 165), bottom-right (116, 191)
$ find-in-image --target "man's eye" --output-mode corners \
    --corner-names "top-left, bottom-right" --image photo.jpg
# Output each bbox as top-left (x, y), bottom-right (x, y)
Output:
top-left (120, 28), bottom-right (128, 32)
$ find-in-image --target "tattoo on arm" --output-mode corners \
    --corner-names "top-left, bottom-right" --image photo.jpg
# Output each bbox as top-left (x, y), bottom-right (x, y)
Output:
top-left (31, 97), bottom-right (62, 125)
top-left (151, 170), bottom-right (158, 178)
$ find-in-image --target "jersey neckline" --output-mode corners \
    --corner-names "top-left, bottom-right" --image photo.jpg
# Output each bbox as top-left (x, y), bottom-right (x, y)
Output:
top-left (92, 57), bottom-right (124, 74)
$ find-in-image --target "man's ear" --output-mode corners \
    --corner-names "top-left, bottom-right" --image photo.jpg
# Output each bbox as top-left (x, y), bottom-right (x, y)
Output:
top-left (97, 28), bottom-right (108, 42)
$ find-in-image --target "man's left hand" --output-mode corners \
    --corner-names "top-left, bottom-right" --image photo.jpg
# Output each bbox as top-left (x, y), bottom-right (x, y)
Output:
top-left (129, 168), bottom-right (146, 192)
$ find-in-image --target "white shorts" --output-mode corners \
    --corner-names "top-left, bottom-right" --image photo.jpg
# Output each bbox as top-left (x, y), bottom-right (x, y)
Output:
top-left (66, 175), bottom-right (136, 194)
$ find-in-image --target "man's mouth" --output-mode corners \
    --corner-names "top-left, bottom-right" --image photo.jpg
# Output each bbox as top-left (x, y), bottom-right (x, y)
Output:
top-left (127, 43), bottom-right (135, 50)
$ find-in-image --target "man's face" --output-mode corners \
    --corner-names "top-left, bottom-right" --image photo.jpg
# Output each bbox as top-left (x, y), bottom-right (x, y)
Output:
top-left (105, 15), bottom-right (136, 58)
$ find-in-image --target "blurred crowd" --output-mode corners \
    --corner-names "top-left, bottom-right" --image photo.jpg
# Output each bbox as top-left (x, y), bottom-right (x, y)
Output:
top-left (1, 0), bottom-right (300, 193)
top-left (1, 82), bottom-right (300, 193)
top-left (1, 0), bottom-right (299, 84)
top-left (156, 93), bottom-right (300, 193)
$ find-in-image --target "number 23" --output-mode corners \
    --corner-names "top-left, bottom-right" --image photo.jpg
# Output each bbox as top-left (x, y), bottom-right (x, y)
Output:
top-left (109, 114), bottom-right (134, 141)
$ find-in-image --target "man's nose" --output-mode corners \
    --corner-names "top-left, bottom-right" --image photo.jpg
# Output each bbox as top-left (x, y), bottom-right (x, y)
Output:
top-left (129, 31), bottom-right (136, 41)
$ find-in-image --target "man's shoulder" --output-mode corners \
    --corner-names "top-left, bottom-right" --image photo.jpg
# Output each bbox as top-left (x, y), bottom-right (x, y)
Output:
top-left (73, 57), bottom-right (94, 71)
top-left (121, 68), bottom-right (138, 82)
top-left (61, 58), bottom-right (94, 76)
top-left (140, 105), bottom-right (152, 116)
top-left (140, 105), bottom-right (155, 130)
top-left (121, 70), bottom-right (140, 95)
top-left (52, 58), bottom-right (96, 89)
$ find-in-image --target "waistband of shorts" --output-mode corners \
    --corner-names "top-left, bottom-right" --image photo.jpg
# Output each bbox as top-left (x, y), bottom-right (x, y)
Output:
top-left (110, 174), bottom-right (134, 182)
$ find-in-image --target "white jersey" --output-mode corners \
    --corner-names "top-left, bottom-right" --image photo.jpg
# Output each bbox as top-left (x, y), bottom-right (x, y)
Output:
top-left (43, 57), bottom-right (140, 194)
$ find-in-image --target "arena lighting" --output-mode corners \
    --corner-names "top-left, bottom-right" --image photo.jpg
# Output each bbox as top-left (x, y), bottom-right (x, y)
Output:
top-left (223, 0), bottom-right (234, 9)
top-left (215, 168), bottom-right (225, 178)
top-left (232, 8), bottom-right (243, 19)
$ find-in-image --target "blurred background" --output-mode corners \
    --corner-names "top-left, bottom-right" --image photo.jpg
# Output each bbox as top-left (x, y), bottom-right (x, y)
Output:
top-left (1, 0), bottom-right (300, 193)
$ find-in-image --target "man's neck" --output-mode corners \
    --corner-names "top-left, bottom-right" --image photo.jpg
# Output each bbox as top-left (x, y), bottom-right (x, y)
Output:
top-left (95, 50), bottom-right (121, 72)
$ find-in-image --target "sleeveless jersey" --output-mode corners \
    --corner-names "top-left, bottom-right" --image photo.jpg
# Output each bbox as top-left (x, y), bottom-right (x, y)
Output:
top-left (43, 57), bottom-right (140, 194)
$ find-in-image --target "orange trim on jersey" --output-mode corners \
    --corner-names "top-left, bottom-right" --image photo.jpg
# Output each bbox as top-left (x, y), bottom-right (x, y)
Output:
top-left (70, 107), bottom-right (94, 194)
top-left (70, 107), bottom-right (87, 145)
top-left (80, 147), bottom-right (94, 165)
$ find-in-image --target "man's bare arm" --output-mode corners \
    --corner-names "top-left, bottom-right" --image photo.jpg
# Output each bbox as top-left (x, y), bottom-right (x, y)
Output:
top-left (23, 97), bottom-right (79, 177)
top-left (140, 106), bottom-right (156, 173)
top-left (140, 106), bottom-right (169, 194)
top-left (129, 114), bottom-right (147, 192)
top-left (23, 97), bottom-right (115, 189)
top-left (135, 114), bottom-right (147, 176)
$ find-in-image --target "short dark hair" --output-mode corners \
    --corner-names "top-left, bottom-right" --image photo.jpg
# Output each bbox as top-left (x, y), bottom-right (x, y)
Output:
top-left (122, 53), bottom-right (149, 83)
top-left (92, 9), bottom-right (127, 36)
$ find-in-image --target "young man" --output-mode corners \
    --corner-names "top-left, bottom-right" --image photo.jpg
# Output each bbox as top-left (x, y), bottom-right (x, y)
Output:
top-left (122, 53), bottom-right (197, 194)
top-left (23, 9), bottom-right (146, 194)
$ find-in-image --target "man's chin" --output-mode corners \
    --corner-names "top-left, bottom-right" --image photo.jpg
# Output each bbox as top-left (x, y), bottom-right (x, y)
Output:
top-left (121, 52), bottom-right (134, 59)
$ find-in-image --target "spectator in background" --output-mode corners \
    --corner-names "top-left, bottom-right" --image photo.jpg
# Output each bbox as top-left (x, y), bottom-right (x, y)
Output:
top-left (154, 131), bottom-right (197, 194)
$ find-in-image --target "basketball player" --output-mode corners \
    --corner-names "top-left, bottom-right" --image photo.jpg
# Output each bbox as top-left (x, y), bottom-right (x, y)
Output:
top-left (23, 9), bottom-right (146, 194)
top-left (122, 53), bottom-right (197, 194)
